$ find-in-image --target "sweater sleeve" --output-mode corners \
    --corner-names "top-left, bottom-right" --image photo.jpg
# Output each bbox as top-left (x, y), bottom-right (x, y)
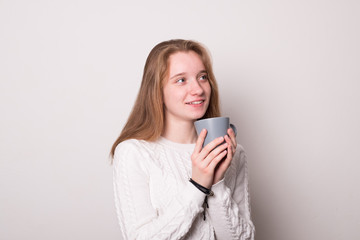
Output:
top-left (207, 145), bottom-right (255, 240)
top-left (113, 140), bottom-right (206, 240)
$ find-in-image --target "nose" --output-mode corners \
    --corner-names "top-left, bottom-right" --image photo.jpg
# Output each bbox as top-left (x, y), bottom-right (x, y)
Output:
top-left (189, 79), bottom-right (204, 95)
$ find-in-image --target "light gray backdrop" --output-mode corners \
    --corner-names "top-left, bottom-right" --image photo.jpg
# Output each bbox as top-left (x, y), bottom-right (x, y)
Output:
top-left (1, 0), bottom-right (359, 239)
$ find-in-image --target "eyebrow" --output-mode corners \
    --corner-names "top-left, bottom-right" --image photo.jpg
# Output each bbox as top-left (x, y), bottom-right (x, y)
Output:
top-left (197, 70), bottom-right (208, 77)
top-left (169, 70), bottom-right (207, 80)
top-left (169, 72), bottom-right (186, 80)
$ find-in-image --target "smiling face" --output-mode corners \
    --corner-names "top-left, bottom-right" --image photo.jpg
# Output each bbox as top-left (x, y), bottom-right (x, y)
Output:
top-left (162, 51), bottom-right (211, 124)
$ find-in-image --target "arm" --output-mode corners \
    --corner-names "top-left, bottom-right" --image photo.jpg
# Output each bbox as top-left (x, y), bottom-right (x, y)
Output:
top-left (207, 147), bottom-right (255, 240)
top-left (113, 140), bottom-right (205, 240)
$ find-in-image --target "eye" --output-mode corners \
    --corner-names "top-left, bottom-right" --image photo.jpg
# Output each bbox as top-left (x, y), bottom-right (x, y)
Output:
top-left (176, 78), bottom-right (185, 83)
top-left (199, 74), bottom-right (208, 81)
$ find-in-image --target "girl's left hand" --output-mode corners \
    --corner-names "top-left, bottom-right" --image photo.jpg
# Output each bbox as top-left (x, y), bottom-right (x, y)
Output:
top-left (213, 128), bottom-right (237, 185)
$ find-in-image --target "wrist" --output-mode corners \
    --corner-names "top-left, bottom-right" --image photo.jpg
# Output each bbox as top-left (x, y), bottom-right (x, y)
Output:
top-left (189, 178), bottom-right (214, 196)
top-left (213, 174), bottom-right (225, 185)
top-left (190, 175), bottom-right (213, 189)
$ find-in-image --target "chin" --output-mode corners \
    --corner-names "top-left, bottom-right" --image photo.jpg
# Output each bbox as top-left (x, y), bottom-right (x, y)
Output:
top-left (190, 112), bottom-right (207, 121)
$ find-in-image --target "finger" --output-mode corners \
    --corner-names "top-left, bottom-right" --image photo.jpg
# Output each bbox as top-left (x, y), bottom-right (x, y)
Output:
top-left (201, 142), bottom-right (228, 167)
top-left (198, 136), bottom-right (225, 160)
top-left (194, 129), bottom-right (207, 155)
top-left (227, 128), bottom-right (237, 144)
top-left (207, 149), bottom-right (228, 170)
top-left (224, 135), bottom-right (236, 154)
top-left (227, 128), bottom-right (237, 150)
top-left (219, 139), bottom-right (233, 169)
top-left (226, 140), bottom-right (234, 160)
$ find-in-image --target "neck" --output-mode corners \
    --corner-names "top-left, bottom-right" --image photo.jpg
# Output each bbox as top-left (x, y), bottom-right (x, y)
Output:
top-left (162, 117), bottom-right (198, 144)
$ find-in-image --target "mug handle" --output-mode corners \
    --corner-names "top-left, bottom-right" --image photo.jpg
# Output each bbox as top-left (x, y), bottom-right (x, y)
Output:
top-left (230, 123), bottom-right (237, 137)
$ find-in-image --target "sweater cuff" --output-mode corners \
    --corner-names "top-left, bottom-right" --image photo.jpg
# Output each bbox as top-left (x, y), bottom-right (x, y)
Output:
top-left (208, 179), bottom-right (229, 204)
top-left (179, 181), bottom-right (206, 210)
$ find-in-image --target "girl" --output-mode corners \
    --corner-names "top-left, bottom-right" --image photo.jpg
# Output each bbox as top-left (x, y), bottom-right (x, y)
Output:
top-left (111, 39), bottom-right (254, 240)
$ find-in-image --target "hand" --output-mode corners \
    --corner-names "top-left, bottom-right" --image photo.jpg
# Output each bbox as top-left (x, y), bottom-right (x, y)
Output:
top-left (213, 128), bottom-right (237, 184)
top-left (191, 129), bottom-right (229, 189)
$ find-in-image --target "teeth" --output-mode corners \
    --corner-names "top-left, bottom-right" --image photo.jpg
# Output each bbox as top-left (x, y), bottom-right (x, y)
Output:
top-left (188, 101), bottom-right (203, 105)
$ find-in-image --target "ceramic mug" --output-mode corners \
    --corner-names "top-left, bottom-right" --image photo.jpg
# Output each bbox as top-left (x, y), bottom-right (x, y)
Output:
top-left (194, 117), bottom-right (237, 147)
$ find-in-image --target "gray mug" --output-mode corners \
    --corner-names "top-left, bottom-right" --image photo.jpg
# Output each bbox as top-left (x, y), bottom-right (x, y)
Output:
top-left (194, 117), bottom-right (237, 147)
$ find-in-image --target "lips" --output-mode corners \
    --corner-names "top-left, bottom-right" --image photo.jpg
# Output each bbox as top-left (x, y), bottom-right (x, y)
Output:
top-left (186, 100), bottom-right (205, 105)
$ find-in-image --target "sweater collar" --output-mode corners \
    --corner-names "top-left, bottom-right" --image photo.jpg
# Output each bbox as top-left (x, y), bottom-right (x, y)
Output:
top-left (157, 137), bottom-right (196, 152)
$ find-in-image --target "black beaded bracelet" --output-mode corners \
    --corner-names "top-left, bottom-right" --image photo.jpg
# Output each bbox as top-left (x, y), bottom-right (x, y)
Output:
top-left (189, 178), bottom-right (214, 196)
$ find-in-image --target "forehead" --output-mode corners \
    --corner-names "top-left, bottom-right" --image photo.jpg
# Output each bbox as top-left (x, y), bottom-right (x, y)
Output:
top-left (167, 51), bottom-right (205, 74)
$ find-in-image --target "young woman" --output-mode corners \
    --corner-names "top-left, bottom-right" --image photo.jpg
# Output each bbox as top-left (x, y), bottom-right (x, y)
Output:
top-left (110, 39), bottom-right (255, 240)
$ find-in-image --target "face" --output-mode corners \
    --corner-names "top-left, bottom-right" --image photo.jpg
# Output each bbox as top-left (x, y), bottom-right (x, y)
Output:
top-left (162, 51), bottom-right (211, 123)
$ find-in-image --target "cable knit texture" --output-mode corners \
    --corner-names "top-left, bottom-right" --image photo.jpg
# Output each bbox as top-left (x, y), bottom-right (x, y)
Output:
top-left (113, 137), bottom-right (255, 240)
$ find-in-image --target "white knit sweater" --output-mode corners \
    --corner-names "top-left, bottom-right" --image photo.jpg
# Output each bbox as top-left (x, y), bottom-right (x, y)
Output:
top-left (113, 137), bottom-right (255, 240)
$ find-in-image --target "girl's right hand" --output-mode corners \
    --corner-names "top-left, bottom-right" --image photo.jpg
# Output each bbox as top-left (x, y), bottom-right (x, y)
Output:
top-left (191, 129), bottom-right (228, 189)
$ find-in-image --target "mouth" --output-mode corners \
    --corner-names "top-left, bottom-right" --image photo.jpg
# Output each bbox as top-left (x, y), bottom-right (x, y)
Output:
top-left (186, 100), bottom-right (205, 105)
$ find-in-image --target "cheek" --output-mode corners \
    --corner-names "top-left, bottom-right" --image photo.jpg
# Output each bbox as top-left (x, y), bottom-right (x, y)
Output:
top-left (205, 83), bottom-right (211, 98)
top-left (162, 88), bottom-right (171, 108)
top-left (163, 87), bottom-right (181, 107)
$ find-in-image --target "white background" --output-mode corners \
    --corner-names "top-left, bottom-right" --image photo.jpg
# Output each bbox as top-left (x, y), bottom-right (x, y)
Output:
top-left (1, 1), bottom-right (359, 239)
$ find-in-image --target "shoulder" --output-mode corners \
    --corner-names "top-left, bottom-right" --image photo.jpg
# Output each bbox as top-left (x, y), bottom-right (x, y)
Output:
top-left (114, 139), bottom-right (147, 155)
top-left (115, 137), bottom-right (161, 153)
top-left (113, 140), bottom-right (154, 181)
top-left (113, 139), bottom-right (160, 167)
top-left (113, 139), bottom-right (148, 165)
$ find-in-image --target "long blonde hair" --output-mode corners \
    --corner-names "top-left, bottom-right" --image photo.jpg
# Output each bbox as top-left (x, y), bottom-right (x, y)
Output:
top-left (110, 39), bottom-right (220, 158)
